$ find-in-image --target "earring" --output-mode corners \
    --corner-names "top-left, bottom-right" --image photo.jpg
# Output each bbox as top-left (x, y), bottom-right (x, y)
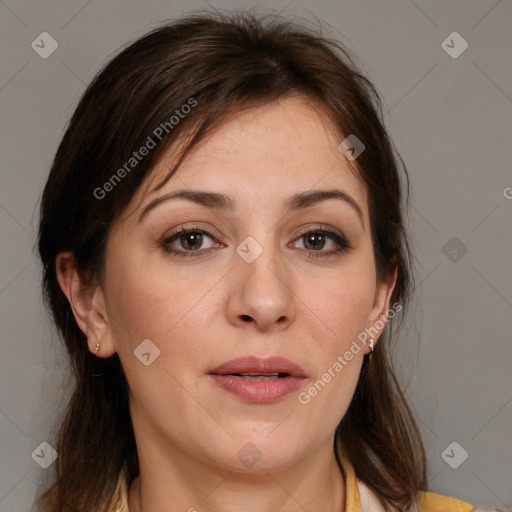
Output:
top-left (93, 341), bottom-right (100, 354)
top-left (369, 338), bottom-right (374, 359)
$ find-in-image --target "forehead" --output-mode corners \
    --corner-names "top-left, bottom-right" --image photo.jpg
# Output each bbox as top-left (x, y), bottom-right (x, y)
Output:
top-left (125, 96), bottom-right (367, 219)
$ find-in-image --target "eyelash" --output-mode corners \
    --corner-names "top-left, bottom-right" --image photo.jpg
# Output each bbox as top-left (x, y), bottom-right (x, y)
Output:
top-left (160, 225), bottom-right (352, 259)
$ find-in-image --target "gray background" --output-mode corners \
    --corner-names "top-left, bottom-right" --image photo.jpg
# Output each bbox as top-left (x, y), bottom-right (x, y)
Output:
top-left (0, 0), bottom-right (511, 510)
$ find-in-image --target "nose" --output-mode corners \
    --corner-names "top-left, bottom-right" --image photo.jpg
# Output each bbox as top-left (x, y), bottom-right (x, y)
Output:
top-left (225, 240), bottom-right (296, 332)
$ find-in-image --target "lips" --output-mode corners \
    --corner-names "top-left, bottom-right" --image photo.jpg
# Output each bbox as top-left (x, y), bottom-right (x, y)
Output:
top-left (209, 356), bottom-right (307, 378)
top-left (208, 356), bottom-right (307, 403)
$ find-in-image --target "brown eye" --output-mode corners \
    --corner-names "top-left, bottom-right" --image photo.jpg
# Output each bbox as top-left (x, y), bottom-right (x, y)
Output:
top-left (303, 233), bottom-right (327, 251)
top-left (162, 228), bottom-right (217, 257)
top-left (292, 229), bottom-right (351, 257)
top-left (179, 232), bottom-right (204, 251)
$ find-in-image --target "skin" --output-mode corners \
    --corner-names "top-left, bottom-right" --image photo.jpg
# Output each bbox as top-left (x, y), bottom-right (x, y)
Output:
top-left (56, 95), bottom-right (397, 512)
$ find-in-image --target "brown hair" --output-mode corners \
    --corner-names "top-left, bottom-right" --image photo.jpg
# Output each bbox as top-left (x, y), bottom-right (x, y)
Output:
top-left (37, 9), bottom-right (426, 511)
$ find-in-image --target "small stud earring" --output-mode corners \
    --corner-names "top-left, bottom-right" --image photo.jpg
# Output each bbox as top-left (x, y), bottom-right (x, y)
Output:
top-left (369, 338), bottom-right (374, 352)
top-left (93, 341), bottom-right (100, 354)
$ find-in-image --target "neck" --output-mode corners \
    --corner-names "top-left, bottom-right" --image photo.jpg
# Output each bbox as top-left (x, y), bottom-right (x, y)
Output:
top-left (128, 440), bottom-right (345, 512)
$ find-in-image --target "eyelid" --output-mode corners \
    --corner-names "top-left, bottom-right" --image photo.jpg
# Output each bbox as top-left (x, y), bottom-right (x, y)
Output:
top-left (294, 223), bottom-right (346, 240)
top-left (161, 223), bottom-right (224, 243)
top-left (295, 223), bottom-right (351, 245)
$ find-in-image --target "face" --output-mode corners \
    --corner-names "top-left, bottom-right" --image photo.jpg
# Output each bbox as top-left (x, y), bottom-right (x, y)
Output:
top-left (93, 96), bottom-right (395, 473)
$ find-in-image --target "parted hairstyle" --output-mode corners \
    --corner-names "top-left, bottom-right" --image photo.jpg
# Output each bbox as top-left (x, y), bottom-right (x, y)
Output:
top-left (36, 9), bottom-right (426, 512)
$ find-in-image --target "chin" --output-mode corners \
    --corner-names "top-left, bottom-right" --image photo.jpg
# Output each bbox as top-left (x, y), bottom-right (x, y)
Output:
top-left (204, 431), bottom-right (308, 474)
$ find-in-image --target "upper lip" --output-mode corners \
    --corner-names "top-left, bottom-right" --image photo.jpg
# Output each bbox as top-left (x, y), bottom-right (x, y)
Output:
top-left (209, 356), bottom-right (307, 378)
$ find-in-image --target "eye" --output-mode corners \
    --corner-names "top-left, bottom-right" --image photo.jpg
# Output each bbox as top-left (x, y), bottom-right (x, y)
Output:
top-left (291, 228), bottom-right (351, 258)
top-left (161, 227), bottom-right (220, 257)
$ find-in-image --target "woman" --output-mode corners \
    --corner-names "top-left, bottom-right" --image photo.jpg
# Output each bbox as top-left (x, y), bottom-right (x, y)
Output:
top-left (36, 9), bottom-right (500, 512)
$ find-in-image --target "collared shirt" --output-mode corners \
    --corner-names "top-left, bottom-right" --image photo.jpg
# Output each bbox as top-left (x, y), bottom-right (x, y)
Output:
top-left (106, 455), bottom-right (502, 512)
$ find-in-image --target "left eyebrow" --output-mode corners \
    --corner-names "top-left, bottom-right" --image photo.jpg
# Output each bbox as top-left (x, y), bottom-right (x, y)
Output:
top-left (283, 189), bottom-right (364, 229)
top-left (138, 188), bottom-right (365, 229)
top-left (138, 189), bottom-right (235, 223)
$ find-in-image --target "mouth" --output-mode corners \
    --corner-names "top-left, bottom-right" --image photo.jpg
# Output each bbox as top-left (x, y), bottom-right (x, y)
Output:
top-left (208, 356), bottom-right (306, 403)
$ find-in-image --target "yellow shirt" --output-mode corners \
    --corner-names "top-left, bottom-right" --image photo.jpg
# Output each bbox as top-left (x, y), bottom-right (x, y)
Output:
top-left (106, 455), bottom-right (503, 512)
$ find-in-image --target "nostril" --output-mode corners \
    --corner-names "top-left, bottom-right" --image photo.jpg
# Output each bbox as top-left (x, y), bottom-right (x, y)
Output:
top-left (241, 315), bottom-right (252, 322)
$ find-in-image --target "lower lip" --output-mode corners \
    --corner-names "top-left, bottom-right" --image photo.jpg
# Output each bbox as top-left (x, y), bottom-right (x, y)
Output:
top-left (209, 374), bottom-right (305, 404)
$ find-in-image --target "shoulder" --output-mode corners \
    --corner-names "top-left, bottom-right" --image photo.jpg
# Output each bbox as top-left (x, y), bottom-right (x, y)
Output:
top-left (417, 490), bottom-right (504, 512)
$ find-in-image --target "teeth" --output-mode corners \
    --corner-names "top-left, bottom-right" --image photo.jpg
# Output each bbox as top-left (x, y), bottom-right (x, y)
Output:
top-left (237, 375), bottom-right (279, 381)
top-left (238, 373), bottom-right (279, 377)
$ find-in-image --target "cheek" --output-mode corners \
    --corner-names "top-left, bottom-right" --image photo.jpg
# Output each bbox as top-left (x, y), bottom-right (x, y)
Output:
top-left (104, 245), bottom-right (203, 336)
top-left (103, 248), bottom-right (225, 381)
top-left (298, 262), bottom-right (374, 409)
top-left (105, 255), bottom-right (215, 426)
top-left (313, 267), bottom-right (376, 346)
top-left (298, 294), bottom-right (368, 434)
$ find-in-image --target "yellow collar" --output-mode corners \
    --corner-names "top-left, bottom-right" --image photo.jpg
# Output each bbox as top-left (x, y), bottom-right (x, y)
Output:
top-left (339, 454), bottom-right (389, 512)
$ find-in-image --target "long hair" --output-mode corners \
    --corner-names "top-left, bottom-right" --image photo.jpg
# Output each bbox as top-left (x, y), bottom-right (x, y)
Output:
top-left (36, 9), bottom-right (426, 511)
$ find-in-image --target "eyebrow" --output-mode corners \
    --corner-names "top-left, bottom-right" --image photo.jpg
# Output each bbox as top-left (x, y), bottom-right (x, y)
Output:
top-left (138, 189), bottom-right (365, 228)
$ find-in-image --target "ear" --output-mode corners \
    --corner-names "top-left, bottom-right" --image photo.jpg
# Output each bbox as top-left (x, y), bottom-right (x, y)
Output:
top-left (55, 251), bottom-right (117, 357)
top-left (366, 263), bottom-right (398, 353)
